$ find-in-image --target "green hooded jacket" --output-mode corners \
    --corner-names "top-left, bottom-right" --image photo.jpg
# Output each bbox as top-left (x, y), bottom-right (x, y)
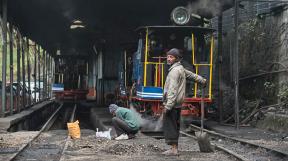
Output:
top-left (115, 107), bottom-right (140, 131)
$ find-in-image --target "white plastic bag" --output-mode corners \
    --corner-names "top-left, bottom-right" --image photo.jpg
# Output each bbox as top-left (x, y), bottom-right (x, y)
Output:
top-left (96, 128), bottom-right (112, 140)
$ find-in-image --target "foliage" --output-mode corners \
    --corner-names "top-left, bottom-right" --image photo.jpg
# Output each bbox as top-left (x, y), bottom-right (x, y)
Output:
top-left (239, 19), bottom-right (266, 42)
top-left (278, 81), bottom-right (288, 108)
top-left (0, 25), bottom-right (44, 83)
top-left (264, 81), bottom-right (275, 95)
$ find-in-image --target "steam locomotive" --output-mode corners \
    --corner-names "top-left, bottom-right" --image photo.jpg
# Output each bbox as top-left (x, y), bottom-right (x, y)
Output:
top-left (117, 7), bottom-right (215, 117)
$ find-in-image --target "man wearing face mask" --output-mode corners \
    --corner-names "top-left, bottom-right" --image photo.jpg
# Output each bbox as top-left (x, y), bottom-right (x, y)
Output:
top-left (162, 48), bottom-right (207, 155)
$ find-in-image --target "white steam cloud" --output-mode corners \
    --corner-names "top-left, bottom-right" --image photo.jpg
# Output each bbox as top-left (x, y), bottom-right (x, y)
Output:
top-left (130, 104), bottom-right (163, 131)
top-left (187, 0), bottom-right (234, 17)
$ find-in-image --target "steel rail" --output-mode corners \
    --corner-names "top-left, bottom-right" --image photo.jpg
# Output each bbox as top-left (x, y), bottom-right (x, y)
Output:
top-left (145, 130), bottom-right (249, 161)
top-left (7, 103), bottom-right (64, 161)
top-left (189, 124), bottom-right (288, 158)
top-left (59, 103), bottom-right (77, 161)
top-left (180, 131), bottom-right (249, 161)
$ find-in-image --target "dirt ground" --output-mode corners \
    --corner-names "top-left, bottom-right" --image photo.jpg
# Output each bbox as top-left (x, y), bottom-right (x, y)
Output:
top-left (0, 131), bottom-right (38, 161)
top-left (62, 129), bottom-right (236, 161)
top-left (2, 128), bottom-right (287, 161)
top-left (14, 130), bottom-right (68, 161)
top-left (205, 122), bottom-right (288, 154)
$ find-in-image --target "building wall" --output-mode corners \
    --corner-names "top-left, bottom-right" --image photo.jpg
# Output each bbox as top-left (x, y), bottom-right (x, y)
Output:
top-left (211, 2), bottom-right (288, 118)
top-left (95, 44), bottom-right (121, 105)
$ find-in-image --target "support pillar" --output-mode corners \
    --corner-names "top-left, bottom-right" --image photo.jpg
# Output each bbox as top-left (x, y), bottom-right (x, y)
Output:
top-left (43, 51), bottom-right (45, 99)
top-left (16, 30), bottom-right (21, 112)
top-left (1, 0), bottom-right (8, 117)
top-left (234, 0), bottom-right (240, 130)
top-left (26, 38), bottom-right (31, 106)
top-left (9, 23), bottom-right (14, 115)
top-left (33, 42), bottom-right (37, 103)
top-left (21, 37), bottom-right (26, 109)
top-left (38, 45), bottom-right (41, 101)
top-left (218, 14), bottom-right (223, 123)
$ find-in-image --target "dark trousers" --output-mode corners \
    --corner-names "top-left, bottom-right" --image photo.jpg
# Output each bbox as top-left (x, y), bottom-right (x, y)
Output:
top-left (112, 117), bottom-right (138, 137)
top-left (163, 108), bottom-right (181, 146)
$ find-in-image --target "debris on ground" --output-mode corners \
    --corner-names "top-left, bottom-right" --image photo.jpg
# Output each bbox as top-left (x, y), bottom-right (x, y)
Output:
top-left (0, 131), bottom-right (38, 147)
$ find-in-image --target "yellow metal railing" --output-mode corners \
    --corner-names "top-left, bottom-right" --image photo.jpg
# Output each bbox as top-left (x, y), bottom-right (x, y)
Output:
top-left (192, 33), bottom-right (214, 99)
top-left (143, 29), bottom-right (214, 97)
top-left (145, 62), bottom-right (165, 87)
top-left (209, 37), bottom-right (214, 99)
top-left (144, 28), bottom-right (149, 86)
top-left (143, 27), bottom-right (165, 88)
top-left (145, 62), bottom-right (165, 88)
top-left (155, 64), bottom-right (158, 87)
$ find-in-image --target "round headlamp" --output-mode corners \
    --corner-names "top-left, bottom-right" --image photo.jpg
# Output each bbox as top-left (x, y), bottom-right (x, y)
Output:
top-left (171, 6), bottom-right (190, 25)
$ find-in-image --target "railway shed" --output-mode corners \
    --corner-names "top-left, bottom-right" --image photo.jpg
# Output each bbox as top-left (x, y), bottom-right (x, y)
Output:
top-left (1, 0), bottom-right (288, 161)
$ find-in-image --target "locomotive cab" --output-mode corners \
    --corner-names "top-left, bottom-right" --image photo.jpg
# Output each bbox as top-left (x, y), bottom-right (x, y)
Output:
top-left (119, 26), bottom-right (215, 117)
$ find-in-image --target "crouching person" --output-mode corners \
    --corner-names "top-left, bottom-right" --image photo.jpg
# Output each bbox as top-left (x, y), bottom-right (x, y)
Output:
top-left (109, 104), bottom-right (140, 140)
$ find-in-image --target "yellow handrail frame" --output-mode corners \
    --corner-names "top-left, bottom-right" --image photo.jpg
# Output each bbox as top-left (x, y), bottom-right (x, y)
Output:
top-left (192, 33), bottom-right (214, 99)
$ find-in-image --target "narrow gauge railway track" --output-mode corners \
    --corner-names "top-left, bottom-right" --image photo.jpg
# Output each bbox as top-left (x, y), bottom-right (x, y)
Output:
top-left (180, 124), bottom-right (288, 161)
top-left (179, 131), bottom-right (250, 161)
top-left (59, 104), bottom-right (77, 161)
top-left (7, 103), bottom-right (77, 161)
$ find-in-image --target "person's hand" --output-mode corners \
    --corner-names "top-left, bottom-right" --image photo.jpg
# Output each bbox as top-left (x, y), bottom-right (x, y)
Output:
top-left (163, 107), bottom-right (170, 114)
top-left (163, 108), bottom-right (167, 114)
top-left (201, 79), bottom-right (207, 88)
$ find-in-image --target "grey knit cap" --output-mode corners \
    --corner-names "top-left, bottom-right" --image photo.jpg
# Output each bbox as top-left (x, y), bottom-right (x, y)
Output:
top-left (166, 48), bottom-right (182, 58)
top-left (109, 104), bottom-right (119, 113)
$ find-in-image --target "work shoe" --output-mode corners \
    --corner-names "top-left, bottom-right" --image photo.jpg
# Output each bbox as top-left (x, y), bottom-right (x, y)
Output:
top-left (115, 134), bottom-right (129, 140)
top-left (128, 134), bottom-right (136, 139)
top-left (161, 149), bottom-right (179, 156)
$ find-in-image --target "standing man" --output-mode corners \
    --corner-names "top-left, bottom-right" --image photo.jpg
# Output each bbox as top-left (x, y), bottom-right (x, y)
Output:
top-left (109, 104), bottom-right (140, 140)
top-left (162, 48), bottom-right (206, 155)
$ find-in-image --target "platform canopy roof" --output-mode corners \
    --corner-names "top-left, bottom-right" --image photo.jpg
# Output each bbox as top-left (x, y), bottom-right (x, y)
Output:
top-left (4, 0), bottom-right (233, 56)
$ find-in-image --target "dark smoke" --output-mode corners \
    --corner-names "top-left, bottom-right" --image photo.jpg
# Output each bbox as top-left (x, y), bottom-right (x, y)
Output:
top-left (187, 0), bottom-right (234, 18)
